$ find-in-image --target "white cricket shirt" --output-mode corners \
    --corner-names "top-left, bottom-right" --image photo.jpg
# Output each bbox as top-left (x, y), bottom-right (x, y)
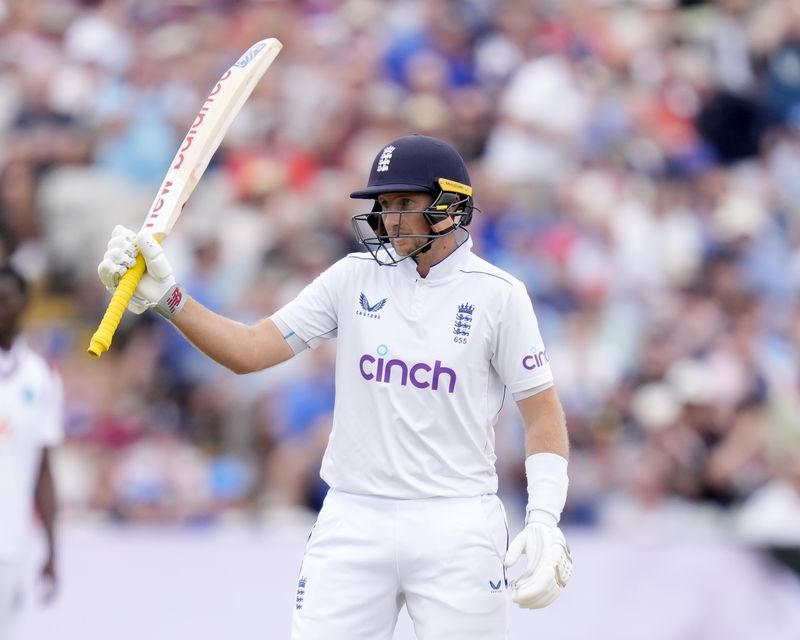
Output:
top-left (0, 340), bottom-right (63, 561)
top-left (272, 232), bottom-right (553, 498)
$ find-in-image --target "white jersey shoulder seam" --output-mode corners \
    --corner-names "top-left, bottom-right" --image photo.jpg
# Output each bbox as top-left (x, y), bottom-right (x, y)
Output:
top-left (458, 255), bottom-right (523, 289)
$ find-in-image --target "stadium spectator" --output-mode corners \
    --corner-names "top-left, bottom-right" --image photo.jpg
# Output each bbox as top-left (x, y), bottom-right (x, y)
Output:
top-left (0, 0), bottom-right (798, 546)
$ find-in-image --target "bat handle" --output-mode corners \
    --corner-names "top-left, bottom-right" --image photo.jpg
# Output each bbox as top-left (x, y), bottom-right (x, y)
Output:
top-left (87, 253), bottom-right (146, 357)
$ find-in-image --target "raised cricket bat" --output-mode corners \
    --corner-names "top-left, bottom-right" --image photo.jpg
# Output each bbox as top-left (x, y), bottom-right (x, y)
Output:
top-left (88, 38), bottom-right (283, 357)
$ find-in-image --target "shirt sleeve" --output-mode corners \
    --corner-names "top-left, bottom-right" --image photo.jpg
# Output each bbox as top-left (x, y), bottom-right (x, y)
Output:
top-left (271, 257), bottom-right (351, 350)
top-left (491, 281), bottom-right (554, 394)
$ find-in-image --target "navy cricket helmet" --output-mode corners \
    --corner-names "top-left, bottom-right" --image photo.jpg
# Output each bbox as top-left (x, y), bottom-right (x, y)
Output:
top-left (350, 135), bottom-right (475, 265)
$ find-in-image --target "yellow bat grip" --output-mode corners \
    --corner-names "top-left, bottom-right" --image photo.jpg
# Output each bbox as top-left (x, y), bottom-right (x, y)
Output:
top-left (87, 253), bottom-right (146, 357)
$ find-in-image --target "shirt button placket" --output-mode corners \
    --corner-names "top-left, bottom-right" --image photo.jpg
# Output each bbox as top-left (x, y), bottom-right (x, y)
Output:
top-left (410, 278), bottom-right (425, 320)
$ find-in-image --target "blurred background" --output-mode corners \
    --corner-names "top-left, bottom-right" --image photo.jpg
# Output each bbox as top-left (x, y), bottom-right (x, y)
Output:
top-left (2, 0), bottom-right (800, 637)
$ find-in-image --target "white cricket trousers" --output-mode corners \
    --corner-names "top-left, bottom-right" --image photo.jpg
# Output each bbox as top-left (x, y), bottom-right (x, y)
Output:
top-left (292, 489), bottom-right (510, 640)
top-left (0, 563), bottom-right (21, 640)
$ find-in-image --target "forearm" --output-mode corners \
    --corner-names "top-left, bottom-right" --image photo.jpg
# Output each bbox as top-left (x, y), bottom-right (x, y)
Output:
top-left (522, 388), bottom-right (569, 460)
top-left (172, 296), bottom-right (293, 374)
top-left (516, 387), bottom-right (570, 524)
top-left (35, 452), bottom-right (57, 559)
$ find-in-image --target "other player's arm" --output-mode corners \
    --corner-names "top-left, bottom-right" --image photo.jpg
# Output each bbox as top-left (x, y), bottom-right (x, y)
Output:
top-left (35, 448), bottom-right (58, 600)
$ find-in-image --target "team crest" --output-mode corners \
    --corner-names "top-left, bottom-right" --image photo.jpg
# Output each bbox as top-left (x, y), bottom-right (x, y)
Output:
top-left (453, 303), bottom-right (474, 342)
top-left (296, 576), bottom-right (307, 610)
top-left (376, 145), bottom-right (395, 172)
top-left (357, 293), bottom-right (387, 318)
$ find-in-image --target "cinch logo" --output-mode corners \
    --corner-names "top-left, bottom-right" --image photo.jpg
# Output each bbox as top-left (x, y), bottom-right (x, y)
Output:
top-left (359, 345), bottom-right (457, 393)
top-left (523, 349), bottom-right (549, 370)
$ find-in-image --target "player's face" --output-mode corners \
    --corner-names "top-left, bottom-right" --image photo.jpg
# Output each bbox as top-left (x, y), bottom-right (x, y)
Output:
top-left (376, 192), bottom-right (435, 256)
top-left (0, 276), bottom-right (25, 337)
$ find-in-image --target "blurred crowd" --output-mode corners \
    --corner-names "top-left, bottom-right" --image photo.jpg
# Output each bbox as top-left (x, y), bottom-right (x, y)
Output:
top-left (1, 0), bottom-right (799, 552)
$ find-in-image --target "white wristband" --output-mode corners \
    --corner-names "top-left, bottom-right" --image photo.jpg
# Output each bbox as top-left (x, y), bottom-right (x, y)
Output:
top-left (525, 452), bottom-right (569, 527)
top-left (153, 283), bottom-right (187, 320)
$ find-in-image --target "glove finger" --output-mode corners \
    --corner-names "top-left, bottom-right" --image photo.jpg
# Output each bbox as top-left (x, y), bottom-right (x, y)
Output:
top-left (513, 557), bottom-right (560, 606)
top-left (516, 539), bottom-right (571, 595)
top-left (136, 232), bottom-right (172, 281)
top-left (97, 266), bottom-right (114, 292)
top-left (513, 575), bottom-right (559, 609)
top-left (98, 253), bottom-right (131, 290)
top-left (128, 294), bottom-right (149, 315)
top-left (525, 526), bottom-right (543, 575)
top-left (107, 234), bottom-right (138, 257)
top-left (112, 225), bottom-right (137, 241)
top-left (103, 247), bottom-right (136, 269)
top-left (98, 258), bottom-right (126, 291)
top-left (513, 564), bottom-right (547, 595)
top-left (504, 530), bottom-right (526, 568)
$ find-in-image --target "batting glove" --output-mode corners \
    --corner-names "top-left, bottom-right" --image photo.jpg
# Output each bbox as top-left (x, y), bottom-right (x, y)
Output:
top-left (97, 225), bottom-right (186, 319)
top-left (504, 518), bottom-right (572, 609)
top-left (504, 452), bottom-right (572, 609)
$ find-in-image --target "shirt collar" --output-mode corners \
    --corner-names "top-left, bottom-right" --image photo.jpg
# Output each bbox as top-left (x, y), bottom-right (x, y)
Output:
top-left (398, 228), bottom-right (472, 282)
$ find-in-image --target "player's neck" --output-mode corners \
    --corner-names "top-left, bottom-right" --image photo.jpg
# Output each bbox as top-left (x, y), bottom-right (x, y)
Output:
top-left (0, 333), bottom-right (14, 352)
top-left (413, 234), bottom-right (459, 278)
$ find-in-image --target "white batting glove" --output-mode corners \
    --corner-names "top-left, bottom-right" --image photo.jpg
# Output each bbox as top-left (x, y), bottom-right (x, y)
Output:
top-left (504, 452), bottom-right (572, 609)
top-left (97, 225), bottom-right (186, 319)
top-left (504, 518), bottom-right (572, 609)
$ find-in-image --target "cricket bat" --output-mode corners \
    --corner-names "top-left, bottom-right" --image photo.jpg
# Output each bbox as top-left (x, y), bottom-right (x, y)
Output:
top-left (88, 38), bottom-right (283, 358)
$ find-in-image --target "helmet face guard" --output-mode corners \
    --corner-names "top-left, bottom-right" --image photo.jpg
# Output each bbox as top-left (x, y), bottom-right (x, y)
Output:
top-left (350, 135), bottom-right (476, 265)
top-left (351, 179), bottom-right (475, 266)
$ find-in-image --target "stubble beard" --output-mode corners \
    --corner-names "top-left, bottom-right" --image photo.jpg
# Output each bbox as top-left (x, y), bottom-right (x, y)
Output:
top-left (391, 235), bottom-right (428, 256)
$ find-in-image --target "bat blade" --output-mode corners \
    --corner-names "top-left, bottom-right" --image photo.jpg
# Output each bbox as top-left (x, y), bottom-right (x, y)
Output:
top-left (143, 38), bottom-right (283, 239)
top-left (87, 38), bottom-right (283, 358)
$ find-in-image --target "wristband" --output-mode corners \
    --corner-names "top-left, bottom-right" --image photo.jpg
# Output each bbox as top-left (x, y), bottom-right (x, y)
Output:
top-left (524, 452), bottom-right (568, 526)
top-left (153, 283), bottom-right (187, 320)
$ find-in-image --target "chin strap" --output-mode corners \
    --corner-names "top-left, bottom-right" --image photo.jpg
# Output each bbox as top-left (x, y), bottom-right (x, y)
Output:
top-left (414, 217), bottom-right (455, 256)
top-left (413, 241), bottom-right (435, 257)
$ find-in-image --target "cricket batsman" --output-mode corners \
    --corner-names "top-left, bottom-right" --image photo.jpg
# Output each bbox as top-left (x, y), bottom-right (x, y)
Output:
top-left (98, 134), bottom-right (572, 639)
